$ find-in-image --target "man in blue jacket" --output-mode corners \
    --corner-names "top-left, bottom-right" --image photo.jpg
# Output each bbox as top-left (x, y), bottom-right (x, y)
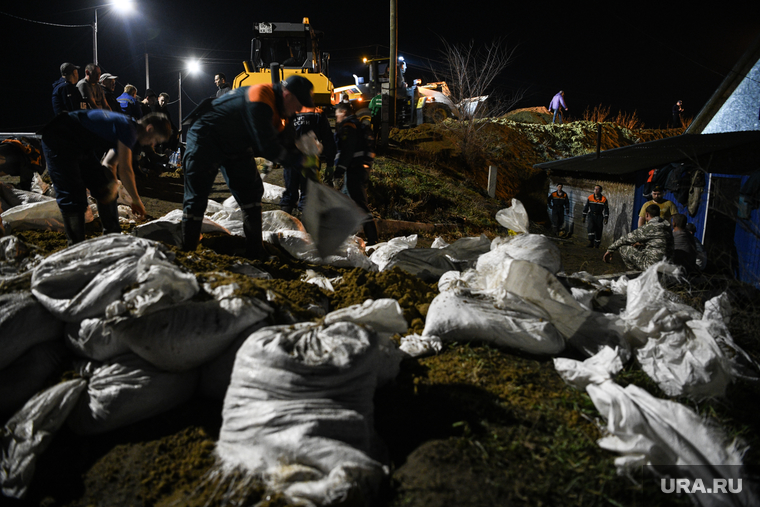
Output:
top-left (548, 90), bottom-right (568, 124)
top-left (40, 110), bottom-right (171, 245)
top-left (52, 62), bottom-right (84, 116)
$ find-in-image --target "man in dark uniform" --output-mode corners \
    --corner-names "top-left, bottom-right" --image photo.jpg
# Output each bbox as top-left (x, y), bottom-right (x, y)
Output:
top-left (334, 102), bottom-right (378, 246)
top-left (181, 75), bottom-right (313, 257)
top-left (279, 106), bottom-right (336, 215)
top-left (582, 185), bottom-right (609, 248)
top-left (548, 183), bottom-right (570, 236)
top-left (40, 110), bottom-right (171, 245)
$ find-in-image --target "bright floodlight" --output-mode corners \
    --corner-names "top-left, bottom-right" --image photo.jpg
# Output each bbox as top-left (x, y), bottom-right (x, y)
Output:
top-left (112, 1), bottom-right (135, 14)
top-left (186, 60), bottom-right (201, 74)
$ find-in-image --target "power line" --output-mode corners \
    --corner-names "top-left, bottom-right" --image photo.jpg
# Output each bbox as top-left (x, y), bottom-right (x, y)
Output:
top-left (0, 9), bottom-right (90, 28)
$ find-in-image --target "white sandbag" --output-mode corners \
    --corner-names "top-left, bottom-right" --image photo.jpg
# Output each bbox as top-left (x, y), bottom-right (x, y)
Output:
top-left (0, 341), bottom-right (69, 415)
top-left (301, 179), bottom-right (366, 259)
top-left (263, 182), bottom-right (286, 204)
top-left (132, 207), bottom-right (231, 244)
top-left (383, 235), bottom-right (490, 282)
top-left (437, 269), bottom-right (479, 292)
top-left (263, 209), bottom-right (306, 233)
top-left (474, 257), bottom-right (629, 358)
top-left (217, 321), bottom-right (391, 506)
top-left (110, 295), bottom-right (271, 372)
top-left (495, 198), bottom-right (529, 233)
top-left (0, 292), bottom-right (64, 370)
top-left (324, 235), bottom-right (374, 270)
top-left (301, 269), bottom-right (335, 292)
top-left (272, 229), bottom-right (321, 262)
top-left (430, 237), bottom-right (449, 249)
top-left (1, 199), bottom-right (64, 232)
top-left (554, 347), bottom-right (756, 506)
top-left (489, 233), bottom-right (562, 274)
top-left (399, 334), bottom-right (443, 358)
top-left (369, 235), bottom-right (418, 271)
top-left (220, 182), bottom-right (286, 206)
top-left (66, 354), bottom-right (199, 435)
top-left (105, 246), bottom-right (199, 318)
top-left (324, 298), bottom-right (408, 341)
top-left (422, 288), bottom-right (565, 355)
top-left (199, 322), bottom-right (268, 400)
top-left (624, 262), bottom-right (736, 398)
top-left (64, 318), bottom-right (130, 361)
top-left (30, 235), bottom-right (181, 322)
top-left (1, 378), bottom-right (87, 499)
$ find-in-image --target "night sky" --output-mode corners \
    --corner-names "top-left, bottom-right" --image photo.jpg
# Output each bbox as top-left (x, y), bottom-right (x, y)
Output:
top-left (1, 2), bottom-right (758, 133)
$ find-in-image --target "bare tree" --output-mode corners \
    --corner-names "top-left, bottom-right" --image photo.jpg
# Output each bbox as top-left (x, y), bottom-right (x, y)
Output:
top-left (430, 37), bottom-right (524, 162)
top-left (433, 37), bottom-right (522, 120)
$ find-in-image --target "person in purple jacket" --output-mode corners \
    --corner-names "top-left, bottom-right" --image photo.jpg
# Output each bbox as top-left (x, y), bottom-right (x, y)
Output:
top-left (548, 90), bottom-right (568, 124)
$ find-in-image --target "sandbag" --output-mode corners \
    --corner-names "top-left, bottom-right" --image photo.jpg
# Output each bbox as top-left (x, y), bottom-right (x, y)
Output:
top-left (555, 347), bottom-right (757, 506)
top-left (301, 179), bottom-right (366, 259)
top-left (383, 235), bottom-right (490, 282)
top-left (0, 341), bottom-right (69, 416)
top-left (624, 262), bottom-right (740, 399)
top-left (368, 235), bottom-right (418, 271)
top-left (495, 198), bottom-right (529, 233)
top-left (110, 295), bottom-right (271, 372)
top-left (132, 207), bottom-right (231, 245)
top-left (66, 353), bottom-right (199, 435)
top-left (217, 320), bottom-right (391, 505)
top-left (1, 378), bottom-right (87, 499)
top-left (0, 291), bottom-right (64, 370)
top-left (488, 233), bottom-right (562, 274)
top-left (64, 318), bottom-right (130, 361)
top-left (31, 235), bottom-right (183, 322)
top-left (423, 288), bottom-right (565, 355)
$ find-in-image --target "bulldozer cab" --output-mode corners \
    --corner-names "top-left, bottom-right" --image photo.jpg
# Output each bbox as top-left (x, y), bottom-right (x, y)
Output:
top-left (233, 19), bottom-right (334, 106)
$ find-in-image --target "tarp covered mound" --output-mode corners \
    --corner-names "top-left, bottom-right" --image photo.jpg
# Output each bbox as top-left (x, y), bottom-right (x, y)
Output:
top-left (216, 299), bottom-right (406, 506)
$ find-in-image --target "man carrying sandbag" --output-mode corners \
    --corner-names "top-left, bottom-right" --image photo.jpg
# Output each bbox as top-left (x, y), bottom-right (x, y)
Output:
top-left (181, 75), bottom-right (314, 258)
top-left (40, 110), bottom-right (171, 245)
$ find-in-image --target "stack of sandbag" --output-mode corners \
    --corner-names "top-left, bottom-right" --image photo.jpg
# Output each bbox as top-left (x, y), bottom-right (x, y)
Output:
top-left (216, 299), bottom-right (406, 506)
top-left (419, 233), bottom-right (629, 358)
top-left (0, 292), bottom-right (67, 414)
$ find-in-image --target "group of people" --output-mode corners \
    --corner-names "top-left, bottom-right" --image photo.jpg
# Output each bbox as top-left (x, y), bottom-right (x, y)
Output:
top-left (42, 56), bottom-right (379, 256)
top-left (549, 183), bottom-right (706, 273)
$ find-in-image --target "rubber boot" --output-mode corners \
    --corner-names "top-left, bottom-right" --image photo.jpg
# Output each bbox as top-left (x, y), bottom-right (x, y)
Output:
top-left (587, 239), bottom-right (595, 248)
top-left (61, 212), bottom-right (86, 246)
top-left (363, 217), bottom-right (379, 247)
top-left (181, 217), bottom-right (203, 251)
top-left (242, 206), bottom-right (267, 259)
top-left (97, 199), bottom-right (121, 235)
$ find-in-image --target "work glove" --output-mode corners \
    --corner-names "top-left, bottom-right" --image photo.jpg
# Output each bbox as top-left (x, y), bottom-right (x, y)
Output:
top-left (604, 217), bottom-right (608, 225)
top-left (334, 166), bottom-right (346, 180)
top-left (582, 216), bottom-right (586, 224)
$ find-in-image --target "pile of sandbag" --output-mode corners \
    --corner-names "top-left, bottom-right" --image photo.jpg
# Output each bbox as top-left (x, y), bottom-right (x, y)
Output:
top-left (1, 234), bottom-right (275, 498)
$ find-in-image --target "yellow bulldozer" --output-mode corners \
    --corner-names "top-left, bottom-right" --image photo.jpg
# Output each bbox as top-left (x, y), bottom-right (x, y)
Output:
top-left (232, 18), bottom-right (333, 106)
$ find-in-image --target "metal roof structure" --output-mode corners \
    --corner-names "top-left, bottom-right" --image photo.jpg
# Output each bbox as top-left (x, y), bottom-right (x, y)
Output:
top-left (534, 130), bottom-right (760, 180)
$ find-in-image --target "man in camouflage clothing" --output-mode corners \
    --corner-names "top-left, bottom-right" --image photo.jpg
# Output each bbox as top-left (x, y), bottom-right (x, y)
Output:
top-left (602, 204), bottom-right (673, 270)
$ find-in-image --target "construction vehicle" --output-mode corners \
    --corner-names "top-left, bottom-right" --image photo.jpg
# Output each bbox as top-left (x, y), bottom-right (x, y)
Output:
top-left (232, 18), bottom-right (334, 106)
top-left (333, 56), bottom-right (487, 127)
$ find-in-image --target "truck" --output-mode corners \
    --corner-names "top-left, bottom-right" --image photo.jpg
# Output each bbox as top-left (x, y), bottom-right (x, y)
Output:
top-left (232, 18), bottom-right (334, 106)
top-left (333, 56), bottom-right (488, 127)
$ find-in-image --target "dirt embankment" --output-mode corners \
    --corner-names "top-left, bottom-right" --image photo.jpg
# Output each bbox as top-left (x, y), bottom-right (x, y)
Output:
top-left (388, 111), bottom-right (682, 219)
